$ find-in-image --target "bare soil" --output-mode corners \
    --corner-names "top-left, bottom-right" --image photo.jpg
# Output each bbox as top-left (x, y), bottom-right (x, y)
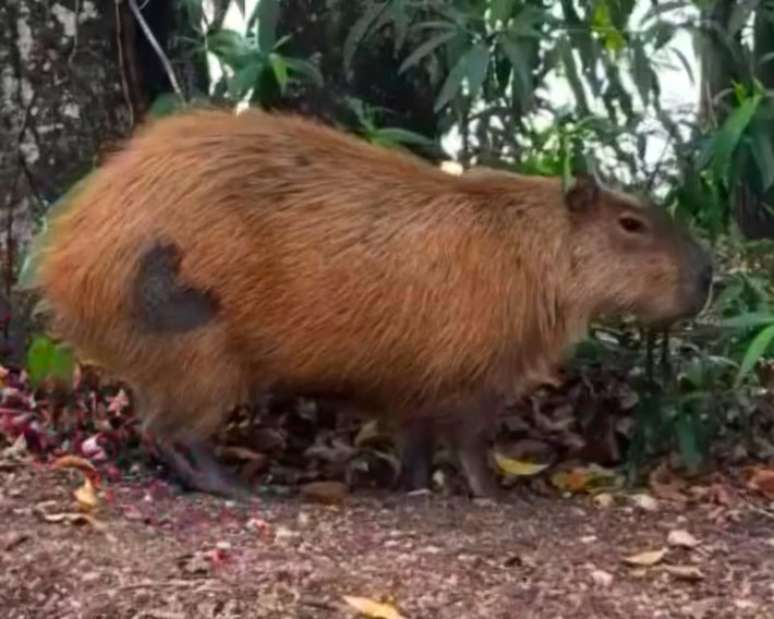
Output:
top-left (2, 462), bottom-right (774, 619)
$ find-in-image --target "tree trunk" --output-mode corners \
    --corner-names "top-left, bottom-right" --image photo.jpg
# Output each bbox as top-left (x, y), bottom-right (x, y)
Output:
top-left (1, 0), bottom-right (134, 363)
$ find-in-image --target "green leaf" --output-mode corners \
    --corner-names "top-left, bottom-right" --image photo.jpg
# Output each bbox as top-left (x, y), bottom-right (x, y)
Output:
top-left (463, 43), bottom-right (490, 100)
top-left (257, 0), bottom-right (280, 50)
top-left (710, 92), bottom-right (762, 186)
top-left (372, 127), bottom-right (436, 147)
top-left (269, 53), bottom-right (288, 93)
top-left (392, 2), bottom-right (410, 51)
top-left (206, 29), bottom-right (252, 69)
top-left (344, 2), bottom-right (389, 73)
top-left (631, 39), bottom-right (653, 106)
top-left (647, 21), bottom-right (676, 49)
top-left (283, 57), bottom-right (324, 86)
top-left (491, 0), bottom-right (516, 22)
top-left (411, 20), bottom-right (457, 33)
top-left (559, 37), bottom-right (589, 115)
top-left (228, 60), bottom-right (262, 99)
top-left (399, 30), bottom-right (456, 74)
top-left (756, 51), bottom-right (774, 69)
top-left (591, 0), bottom-right (625, 54)
top-left (499, 35), bottom-right (533, 109)
top-left (719, 311), bottom-right (774, 330)
top-left (749, 129), bottom-right (774, 192)
top-left (146, 93), bottom-right (185, 118)
top-left (272, 33), bottom-right (292, 51)
top-left (434, 43), bottom-right (489, 111)
top-left (510, 4), bottom-right (549, 37)
top-left (735, 323), bottom-right (774, 387)
top-left (26, 335), bottom-right (75, 389)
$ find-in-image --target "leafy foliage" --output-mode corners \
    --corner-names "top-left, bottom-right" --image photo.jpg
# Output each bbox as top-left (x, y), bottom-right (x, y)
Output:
top-left (26, 335), bottom-right (74, 389)
top-left (184, 0), bottom-right (323, 105)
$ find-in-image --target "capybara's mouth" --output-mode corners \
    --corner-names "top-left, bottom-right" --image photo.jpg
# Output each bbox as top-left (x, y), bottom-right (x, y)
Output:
top-left (645, 290), bottom-right (713, 329)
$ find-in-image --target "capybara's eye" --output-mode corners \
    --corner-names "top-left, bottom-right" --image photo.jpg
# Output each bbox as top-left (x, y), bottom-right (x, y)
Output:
top-left (618, 215), bottom-right (648, 235)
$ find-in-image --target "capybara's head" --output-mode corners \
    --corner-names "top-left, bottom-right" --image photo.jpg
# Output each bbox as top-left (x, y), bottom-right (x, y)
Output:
top-left (566, 174), bottom-right (712, 325)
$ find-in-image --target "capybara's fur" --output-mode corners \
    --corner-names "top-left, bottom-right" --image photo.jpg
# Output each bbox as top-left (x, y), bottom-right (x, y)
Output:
top-left (33, 108), bottom-right (712, 497)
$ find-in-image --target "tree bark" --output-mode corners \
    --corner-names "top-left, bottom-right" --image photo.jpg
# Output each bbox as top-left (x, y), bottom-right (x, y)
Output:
top-left (1, 0), bottom-right (134, 362)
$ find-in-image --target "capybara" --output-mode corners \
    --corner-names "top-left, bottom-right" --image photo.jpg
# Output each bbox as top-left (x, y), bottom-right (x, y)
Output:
top-left (32, 107), bottom-right (713, 498)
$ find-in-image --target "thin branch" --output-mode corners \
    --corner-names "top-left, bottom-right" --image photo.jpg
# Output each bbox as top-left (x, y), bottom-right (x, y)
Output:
top-left (114, 0), bottom-right (135, 128)
top-left (67, 0), bottom-right (80, 65)
top-left (127, 0), bottom-right (184, 99)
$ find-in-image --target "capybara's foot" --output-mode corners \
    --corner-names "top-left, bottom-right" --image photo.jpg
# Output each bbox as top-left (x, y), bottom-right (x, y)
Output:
top-left (456, 440), bottom-right (502, 499)
top-left (153, 439), bottom-right (252, 500)
top-left (396, 422), bottom-right (435, 492)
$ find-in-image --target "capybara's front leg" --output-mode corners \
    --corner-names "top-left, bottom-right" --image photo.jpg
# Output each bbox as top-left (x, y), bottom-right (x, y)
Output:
top-left (453, 433), bottom-right (501, 498)
top-left (152, 438), bottom-right (251, 500)
top-left (446, 399), bottom-right (501, 498)
top-left (396, 419), bottom-right (435, 492)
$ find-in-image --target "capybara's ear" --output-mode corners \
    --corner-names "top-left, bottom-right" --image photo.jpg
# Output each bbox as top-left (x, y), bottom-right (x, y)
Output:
top-left (564, 172), bottom-right (600, 213)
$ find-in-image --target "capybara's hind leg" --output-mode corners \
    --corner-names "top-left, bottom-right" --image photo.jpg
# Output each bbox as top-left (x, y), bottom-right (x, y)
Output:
top-left (152, 437), bottom-right (251, 499)
top-left (396, 419), bottom-right (435, 492)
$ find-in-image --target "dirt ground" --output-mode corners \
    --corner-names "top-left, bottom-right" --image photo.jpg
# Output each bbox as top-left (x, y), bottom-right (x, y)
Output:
top-left (2, 461), bottom-right (774, 619)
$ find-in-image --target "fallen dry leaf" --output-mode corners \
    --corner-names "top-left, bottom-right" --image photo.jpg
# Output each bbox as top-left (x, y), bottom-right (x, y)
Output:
top-left (590, 569), bottom-right (613, 587)
top-left (622, 547), bottom-right (667, 567)
top-left (551, 464), bottom-right (622, 494)
top-left (74, 477), bottom-right (98, 512)
top-left (663, 565), bottom-right (704, 581)
top-left (38, 511), bottom-right (106, 531)
top-left (593, 492), bottom-right (614, 508)
top-left (551, 469), bottom-right (591, 493)
top-left (300, 481), bottom-right (348, 505)
top-left (630, 493), bottom-right (659, 512)
top-left (51, 454), bottom-right (97, 474)
top-left (354, 420), bottom-right (383, 448)
top-left (2, 434), bottom-right (28, 459)
top-left (179, 552), bottom-right (212, 575)
top-left (494, 453), bottom-right (550, 477)
top-left (745, 467), bottom-right (774, 500)
top-left (494, 438), bottom-right (554, 462)
top-left (342, 596), bottom-right (405, 619)
top-left (106, 388), bottom-right (130, 413)
top-left (80, 435), bottom-right (107, 462)
top-left (2, 531), bottom-right (30, 551)
top-left (667, 529), bottom-right (700, 549)
top-left (220, 445), bottom-right (266, 462)
top-left (648, 463), bottom-right (688, 503)
top-left (702, 483), bottom-right (734, 506)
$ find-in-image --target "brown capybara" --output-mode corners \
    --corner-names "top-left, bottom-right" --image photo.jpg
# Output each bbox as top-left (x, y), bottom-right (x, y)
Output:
top-left (32, 107), bottom-right (712, 498)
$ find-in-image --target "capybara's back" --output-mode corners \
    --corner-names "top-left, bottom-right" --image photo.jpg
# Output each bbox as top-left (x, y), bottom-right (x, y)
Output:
top-left (35, 108), bottom-right (712, 497)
